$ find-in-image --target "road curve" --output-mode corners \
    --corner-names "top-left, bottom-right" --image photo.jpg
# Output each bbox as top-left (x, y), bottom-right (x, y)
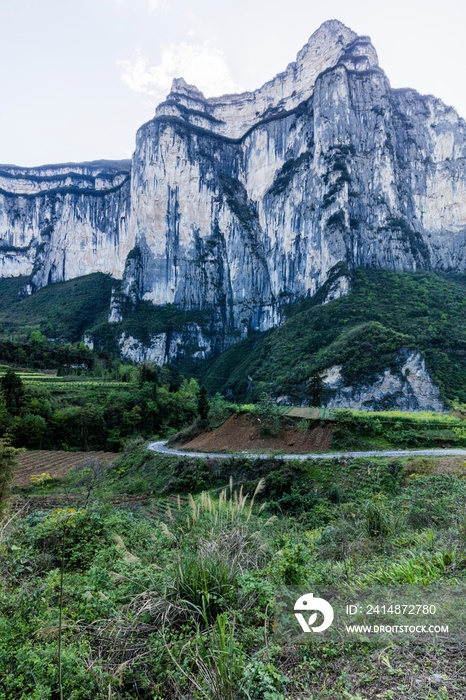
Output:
top-left (148, 441), bottom-right (466, 461)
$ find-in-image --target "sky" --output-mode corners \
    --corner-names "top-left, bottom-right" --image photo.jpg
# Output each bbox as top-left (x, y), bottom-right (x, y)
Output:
top-left (1, 0), bottom-right (465, 167)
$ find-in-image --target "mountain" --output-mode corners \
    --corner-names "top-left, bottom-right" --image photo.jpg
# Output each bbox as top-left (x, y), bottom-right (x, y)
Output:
top-left (1, 19), bottom-right (466, 409)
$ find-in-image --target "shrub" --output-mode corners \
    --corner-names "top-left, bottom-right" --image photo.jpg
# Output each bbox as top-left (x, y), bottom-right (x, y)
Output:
top-left (363, 497), bottom-right (393, 538)
top-left (208, 393), bottom-right (237, 428)
top-left (0, 438), bottom-right (17, 520)
top-left (252, 393), bottom-right (282, 438)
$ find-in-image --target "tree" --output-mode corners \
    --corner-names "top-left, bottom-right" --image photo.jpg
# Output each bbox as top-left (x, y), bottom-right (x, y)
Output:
top-left (19, 414), bottom-right (47, 449)
top-left (198, 386), bottom-right (210, 420)
top-left (256, 393), bottom-right (281, 438)
top-left (1, 369), bottom-right (24, 415)
top-left (306, 370), bottom-right (323, 407)
top-left (29, 330), bottom-right (47, 346)
top-left (139, 363), bottom-right (160, 386)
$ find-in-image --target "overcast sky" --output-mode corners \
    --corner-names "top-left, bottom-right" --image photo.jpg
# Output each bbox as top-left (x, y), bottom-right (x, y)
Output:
top-left (1, 0), bottom-right (465, 167)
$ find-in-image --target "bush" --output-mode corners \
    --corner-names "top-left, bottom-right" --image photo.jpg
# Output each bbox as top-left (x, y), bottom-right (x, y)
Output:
top-left (363, 497), bottom-right (393, 538)
top-left (253, 393), bottom-right (282, 438)
top-left (0, 438), bottom-right (17, 519)
top-left (208, 393), bottom-right (237, 428)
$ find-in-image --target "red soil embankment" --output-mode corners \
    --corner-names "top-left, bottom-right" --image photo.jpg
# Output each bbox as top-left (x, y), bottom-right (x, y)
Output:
top-left (180, 412), bottom-right (333, 453)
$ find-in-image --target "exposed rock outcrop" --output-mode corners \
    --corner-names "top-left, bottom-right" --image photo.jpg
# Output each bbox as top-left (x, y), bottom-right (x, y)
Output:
top-left (118, 325), bottom-right (212, 364)
top-left (320, 350), bottom-right (446, 411)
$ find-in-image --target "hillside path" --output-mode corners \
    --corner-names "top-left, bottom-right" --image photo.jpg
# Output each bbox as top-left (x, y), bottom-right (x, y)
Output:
top-left (148, 441), bottom-right (466, 461)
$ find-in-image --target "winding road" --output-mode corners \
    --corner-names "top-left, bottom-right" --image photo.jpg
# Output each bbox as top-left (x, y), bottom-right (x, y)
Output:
top-left (148, 441), bottom-right (466, 461)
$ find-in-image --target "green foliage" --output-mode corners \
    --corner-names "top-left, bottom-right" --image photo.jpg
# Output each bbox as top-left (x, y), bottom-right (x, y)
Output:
top-left (0, 272), bottom-right (114, 343)
top-left (306, 369), bottom-right (323, 406)
top-left (267, 151), bottom-right (311, 197)
top-left (327, 209), bottom-right (346, 228)
top-left (0, 369), bottom-right (202, 451)
top-left (193, 613), bottom-right (246, 698)
top-left (331, 408), bottom-right (466, 449)
top-left (0, 437), bottom-right (17, 519)
top-left (30, 507), bottom-right (107, 571)
top-left (207, 392), bottom-right (237, 428)
top-left (1, 368), bottom-right (24, 414)
top-left (358, 549), bottom-right (457, 585)
top-left (198, 385), bottom-right (210, 420)
top-left (253, 393), bottom-right (282, 437)
top-left (363, 496), bottom-right (395, 538)
top-left (242, 661), bottom-right (288, 699)
top-left (219, 173), bottom-right (260, 232)
top-left (397, 474), bottom-right (466, 529)
top-left (0, 337), bottom-right (94, 373)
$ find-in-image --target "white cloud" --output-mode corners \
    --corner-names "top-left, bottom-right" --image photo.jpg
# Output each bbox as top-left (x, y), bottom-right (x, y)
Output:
top-left (147, 0), bottom-right (171, 12)
top-left (118, 42), bottom-right (242, 102)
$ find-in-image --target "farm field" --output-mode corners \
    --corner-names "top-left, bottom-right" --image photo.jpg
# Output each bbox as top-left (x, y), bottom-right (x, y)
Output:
top-left (14, 450), bottom-right (118, 487)
top-left (0, 365), bottom-right (130, 389)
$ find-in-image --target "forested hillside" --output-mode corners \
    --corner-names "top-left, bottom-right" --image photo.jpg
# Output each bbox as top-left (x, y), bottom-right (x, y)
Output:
top-left (201, 269), bottom-right (466, 404)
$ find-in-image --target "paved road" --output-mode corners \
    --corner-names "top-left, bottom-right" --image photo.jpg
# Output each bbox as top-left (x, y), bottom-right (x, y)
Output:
top-left (148, 441), bottom-right (466, 461)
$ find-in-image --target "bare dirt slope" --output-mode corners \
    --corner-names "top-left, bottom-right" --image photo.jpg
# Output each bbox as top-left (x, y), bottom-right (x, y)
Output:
top-left (14, 450), bottom-right (117, 487)
top-left (180, 413), bottom-right (333, 453)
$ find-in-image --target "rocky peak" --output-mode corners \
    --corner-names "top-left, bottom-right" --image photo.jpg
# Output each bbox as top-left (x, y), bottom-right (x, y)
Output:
top-left (169, 77), bottom-right (206, 100)
top-left (155, 20), bottom-right (372, 140)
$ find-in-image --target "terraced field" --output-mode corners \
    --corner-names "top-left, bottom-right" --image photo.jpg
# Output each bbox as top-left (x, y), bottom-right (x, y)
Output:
top-left (14, 450), bottom-right (117, 487)
top-left (0, 364), bottom-right (130, 389)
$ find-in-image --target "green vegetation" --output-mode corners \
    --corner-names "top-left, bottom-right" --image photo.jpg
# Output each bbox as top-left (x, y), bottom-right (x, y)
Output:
top-left (191, 393), bottom-right (466, 452)
top-left (2, 260), bottom-right (466, 695)
top-left (0, 367), bottom-right (205, 452)
top-left (200, 268), bottom-right (466, 403)
top-left (0, 274), bottom-right (215, 374)
top-left (2, 442), bottom-right (466, 697)
top-left (0, 438), bottom-right (16, 518)
top-left (267, 151), bottom-right (312, 197)
top-left (331, 407), bottom-right (466, 449)
top-left (0, 274), bottom-right (114, 343)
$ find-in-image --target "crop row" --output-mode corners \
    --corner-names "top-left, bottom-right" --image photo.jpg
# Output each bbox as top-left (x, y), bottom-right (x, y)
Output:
top-left (18, 451), bottom-right (116, 469)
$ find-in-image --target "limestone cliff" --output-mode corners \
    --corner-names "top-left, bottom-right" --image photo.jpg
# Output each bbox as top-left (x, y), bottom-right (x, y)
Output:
top-left (0, 160), bottom-right (132, 290)
top-left (125, 19), bottom-right (466, 346)
top-left (2, 19), bottom-right (466, 361)
top-left (320, 351), bottom-right (446, 412)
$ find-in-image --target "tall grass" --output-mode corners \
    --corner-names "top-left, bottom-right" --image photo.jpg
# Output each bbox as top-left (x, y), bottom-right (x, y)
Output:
top-left (356, 549), bottom-right (456, 585)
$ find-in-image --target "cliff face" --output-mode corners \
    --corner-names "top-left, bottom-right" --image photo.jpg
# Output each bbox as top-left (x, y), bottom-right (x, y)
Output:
top-left (2, 20), bottom-right (466, 353)
top-left (125, 19), bottom-right (466, 345)
top-left (0, 160), bottom-right (132, 291)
